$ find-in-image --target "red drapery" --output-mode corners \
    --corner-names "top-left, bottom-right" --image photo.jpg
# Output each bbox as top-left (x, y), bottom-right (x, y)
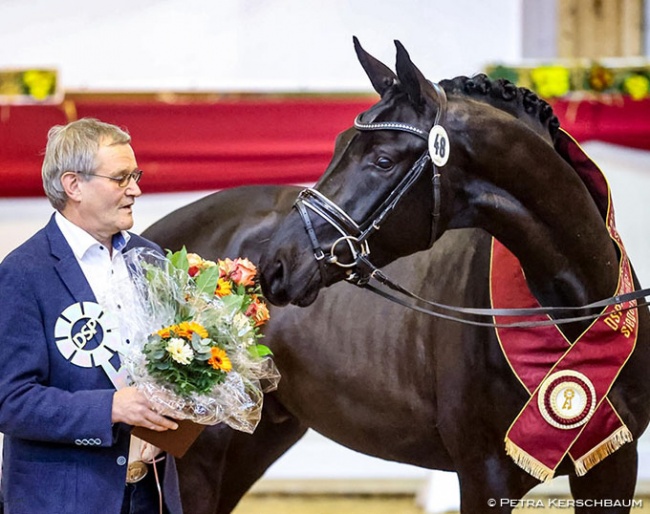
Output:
top-left (1, 95), bottom-right (649, 198)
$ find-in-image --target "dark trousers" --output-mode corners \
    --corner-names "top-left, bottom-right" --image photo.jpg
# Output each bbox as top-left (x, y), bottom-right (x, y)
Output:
top-left (121, 461), bottom-right (170, 514)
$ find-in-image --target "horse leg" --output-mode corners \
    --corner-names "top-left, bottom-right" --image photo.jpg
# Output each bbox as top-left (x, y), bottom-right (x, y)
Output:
top-left (457, 455), bottom-right (538, 514)
top-left (215, 397), bottom-right (308, 514)
top-left (568, 441), bottom-right (638, 514)
top-left (175, 396), bottom-right (307, 514)
top-left (176, 424), bottom-right (234, 514)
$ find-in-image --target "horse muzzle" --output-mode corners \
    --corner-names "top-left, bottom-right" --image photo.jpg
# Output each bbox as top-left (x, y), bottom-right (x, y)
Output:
top-left (259, 216), bottom-right (328, 307)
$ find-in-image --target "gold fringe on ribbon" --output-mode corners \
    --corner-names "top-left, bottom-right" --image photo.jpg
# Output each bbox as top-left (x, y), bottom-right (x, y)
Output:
top-left (505, 438), bottom-right (555, 482)
top-left (574, 426), bottom-right (633, 476)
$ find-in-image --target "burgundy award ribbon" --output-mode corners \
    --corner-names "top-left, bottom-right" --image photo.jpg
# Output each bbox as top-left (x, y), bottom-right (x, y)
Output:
top-left (491, 130), bottom-right (639, 481)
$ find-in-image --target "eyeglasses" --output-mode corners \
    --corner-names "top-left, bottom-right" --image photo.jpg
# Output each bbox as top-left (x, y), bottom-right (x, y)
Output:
top-left (78, 169), bottom-right (143, 188)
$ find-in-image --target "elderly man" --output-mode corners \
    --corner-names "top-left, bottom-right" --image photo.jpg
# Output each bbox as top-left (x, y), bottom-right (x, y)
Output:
top-left (0, 118), bottom-right (183, 514)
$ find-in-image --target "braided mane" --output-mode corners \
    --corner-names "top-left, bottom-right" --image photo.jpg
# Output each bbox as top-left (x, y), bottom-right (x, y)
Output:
top-left (439, 74), bottom-right (560, 143)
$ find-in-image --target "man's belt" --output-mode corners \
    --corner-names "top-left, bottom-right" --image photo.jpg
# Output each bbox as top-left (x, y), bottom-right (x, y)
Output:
top-left (126, 460), bottom-right (149, 484)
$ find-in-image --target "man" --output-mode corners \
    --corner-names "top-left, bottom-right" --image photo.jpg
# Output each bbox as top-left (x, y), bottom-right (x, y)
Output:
top-left (0, 118), bottom-right (183, 513)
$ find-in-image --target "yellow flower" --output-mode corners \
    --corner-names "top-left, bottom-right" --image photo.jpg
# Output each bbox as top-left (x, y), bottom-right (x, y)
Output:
top-left (166, 337), bottom-right (194, 365)
top-left (174, 321), bottom-right (208, 339)
top-left (530, 66), bottom-right (570, 98)
top-left (215, 278), bottom-right (233, 297)
top-left (623, 74), bottom-right (649, 100)
top-left (208, 347), bottom-right (232, 372)
top-left (588, 64), bottom-right (614, 91)
top-left (156, 326), bottom-right (172, 338)
top-left (22, 70), bottom-right (56, 100)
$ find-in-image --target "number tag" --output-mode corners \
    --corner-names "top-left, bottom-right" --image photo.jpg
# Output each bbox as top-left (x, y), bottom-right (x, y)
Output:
top-left (428, 125), bottom-right (450, 167)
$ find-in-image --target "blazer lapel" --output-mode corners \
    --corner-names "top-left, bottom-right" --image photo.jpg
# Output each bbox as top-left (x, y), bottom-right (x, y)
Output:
top-left (45, 215), bottom-right (96, 303)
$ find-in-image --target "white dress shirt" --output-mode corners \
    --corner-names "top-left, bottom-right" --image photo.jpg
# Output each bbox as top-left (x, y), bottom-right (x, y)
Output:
top-left (54, 211), bottom-right (132, 308)
top-left (55, 212), bottom-right (160, 464)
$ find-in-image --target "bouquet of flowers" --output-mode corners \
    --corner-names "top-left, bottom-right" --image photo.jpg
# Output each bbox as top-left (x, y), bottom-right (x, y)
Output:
top-left (120, 246), bottom-right (279, 435)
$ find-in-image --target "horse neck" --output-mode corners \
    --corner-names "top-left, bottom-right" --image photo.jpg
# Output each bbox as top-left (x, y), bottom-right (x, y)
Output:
top-left (448, 116), bottom-right (620, 311)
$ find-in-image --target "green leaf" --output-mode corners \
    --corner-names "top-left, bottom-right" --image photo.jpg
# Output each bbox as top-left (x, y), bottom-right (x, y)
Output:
top-left (148, 334), bottom-right (162, 344)
top-left (249, 344), bottom-right (273, 358)
top-left (194, 352), bottom-right (211, 361)
top-left (221, 293), bottom-right (244, 312)
top-left (169, 246), bottom-right (189, 274)
top-left (191, 336), bottom-right (206, 352)
top-left (195, 266), bottom-right (220, 296)
top-left (151, 349), bottom-right (166, 360)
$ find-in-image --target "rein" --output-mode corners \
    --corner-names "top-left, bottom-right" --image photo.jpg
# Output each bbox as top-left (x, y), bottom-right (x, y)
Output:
top-left (293, 82), bottom-right (650, 328)
top-left (361, 257), bottom-right (650, 328)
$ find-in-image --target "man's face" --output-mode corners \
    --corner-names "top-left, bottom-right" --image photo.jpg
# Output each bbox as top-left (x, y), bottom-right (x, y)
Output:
top-left (76, 141), bottom-right (142, 244)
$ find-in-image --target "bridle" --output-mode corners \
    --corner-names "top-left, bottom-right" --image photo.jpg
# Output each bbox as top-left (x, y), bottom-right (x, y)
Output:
top-left (293, 82), bottom-right (650, 328)
top-left (295, 82), bottom-right (444, 281)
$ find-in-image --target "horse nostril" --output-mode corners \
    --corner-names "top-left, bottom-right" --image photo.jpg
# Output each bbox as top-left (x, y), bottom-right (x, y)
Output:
top-left (270, 258), bottom-right (285, 291)
top-left (260, 257), bottom-right (289, 305)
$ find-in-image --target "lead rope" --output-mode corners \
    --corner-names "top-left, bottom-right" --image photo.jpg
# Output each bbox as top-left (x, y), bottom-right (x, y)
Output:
top-left (152, 457), bottom-right (163, 514)
top-left (139, 444), bottom-right (164, 514)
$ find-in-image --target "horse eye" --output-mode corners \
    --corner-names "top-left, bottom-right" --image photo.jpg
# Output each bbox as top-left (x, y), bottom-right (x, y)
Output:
top-left (375, 156), bottom-right (394, 170)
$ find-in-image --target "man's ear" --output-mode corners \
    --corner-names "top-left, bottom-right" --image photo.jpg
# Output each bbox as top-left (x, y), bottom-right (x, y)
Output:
top-left (60, 172), bottom-right (82, 202)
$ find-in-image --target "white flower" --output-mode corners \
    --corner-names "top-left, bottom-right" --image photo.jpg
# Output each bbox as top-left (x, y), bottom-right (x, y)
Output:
top-left (166, 337), bottom-right (194, 365)
top-left (231, 312), bottom-right (255, 347)
top-left (232, 312), bottom-right (253, 336)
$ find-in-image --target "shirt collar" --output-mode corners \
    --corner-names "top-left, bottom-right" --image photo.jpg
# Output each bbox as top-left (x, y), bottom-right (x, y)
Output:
top-left (54, 211), bottom-right (131, 259)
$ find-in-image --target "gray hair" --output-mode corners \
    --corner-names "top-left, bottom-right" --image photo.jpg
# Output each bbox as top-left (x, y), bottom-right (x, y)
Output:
top-left (42, 118), bottom-right (131, 210)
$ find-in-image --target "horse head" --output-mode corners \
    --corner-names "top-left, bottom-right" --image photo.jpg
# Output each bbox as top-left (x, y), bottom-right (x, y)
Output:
top-left (260, 38), bottom-right (618, 317)
top-left (259, 39), bottom-right (452, 306)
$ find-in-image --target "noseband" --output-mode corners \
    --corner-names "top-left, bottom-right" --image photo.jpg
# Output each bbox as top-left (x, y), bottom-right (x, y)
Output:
top-left (295, 81), bottom-right (447, 285)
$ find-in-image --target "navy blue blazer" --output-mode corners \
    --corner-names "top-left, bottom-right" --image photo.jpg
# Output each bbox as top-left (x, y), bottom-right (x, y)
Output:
top-left (0, 215), bottom-right (183, 514)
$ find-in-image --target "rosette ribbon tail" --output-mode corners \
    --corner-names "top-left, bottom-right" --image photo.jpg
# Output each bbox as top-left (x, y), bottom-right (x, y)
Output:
top-left (573, 425), bottom-right (633, 477)
top-left (504, 438), bottom-right (555, 483)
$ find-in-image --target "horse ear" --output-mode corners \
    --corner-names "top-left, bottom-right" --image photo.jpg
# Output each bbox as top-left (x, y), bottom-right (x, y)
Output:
top-left (394, 40), bottom-right (436, 111)
top-left (353, 36), bottom-right (396, 97)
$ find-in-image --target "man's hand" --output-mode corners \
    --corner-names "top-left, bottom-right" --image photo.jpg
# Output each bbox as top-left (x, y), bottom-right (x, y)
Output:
top-left (112, 387), bottom-right (178, 431)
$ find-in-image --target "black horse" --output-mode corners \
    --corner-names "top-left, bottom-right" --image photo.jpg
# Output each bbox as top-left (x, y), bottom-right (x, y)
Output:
top-left (145, 184), bottom-right (469, 513)
top-left (144, 40), bottom-right (650, 513)
top-left (257, 39), bottom-right (650, 513)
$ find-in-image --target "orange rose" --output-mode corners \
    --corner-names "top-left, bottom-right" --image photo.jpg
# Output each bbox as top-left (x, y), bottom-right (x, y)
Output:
top-left (230, 258), bottom-right (257, 287)
top-left (199, 259), bottom-right (217, 271)
top-left (218, 258), bottom-right (257, 286)
top-left (187, 253), bottom-right (216, 277)
top-left (187, 252), bottom-right (203, 268)
top-left (218, 258), bottom-right (236, 278)
top-left (245, 296), bottom-right (270, 326)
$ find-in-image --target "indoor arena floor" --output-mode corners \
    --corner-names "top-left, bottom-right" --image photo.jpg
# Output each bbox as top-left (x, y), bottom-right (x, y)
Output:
top-left (233, 494), bottom-right (426, 514)
top-left (232, 493), bottom-right (650, 513)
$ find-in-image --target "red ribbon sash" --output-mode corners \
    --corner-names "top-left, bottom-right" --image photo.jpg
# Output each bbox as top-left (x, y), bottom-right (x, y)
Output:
top-left (491, 131), bottom-right (638, 481)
